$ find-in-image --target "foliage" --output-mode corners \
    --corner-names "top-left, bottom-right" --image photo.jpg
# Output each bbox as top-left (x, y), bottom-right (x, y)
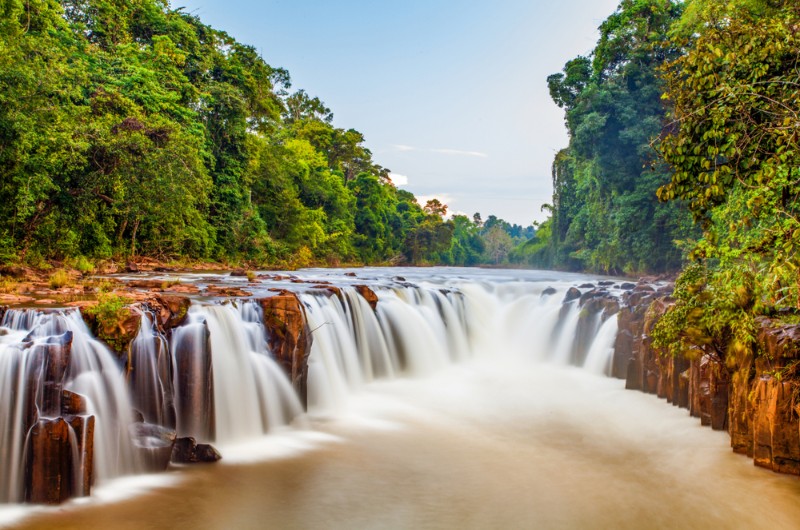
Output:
top-left (541, 0), bottom-right (693, 274)
top-left (652, 0), bottom-right (800, 366)
top-left (0, 0), bottom-right (538, 270)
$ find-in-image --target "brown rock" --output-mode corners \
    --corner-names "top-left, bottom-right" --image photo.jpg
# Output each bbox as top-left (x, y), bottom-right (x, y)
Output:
top-left (171, 437), bottom-right (222, 464)
top-left (172, 320), bottom-right (215, 440)
top-left (147, 294), bottom-right (191, 331)
top-left (24, 418), bottom-right (73, 504)
top-left (258, 291), bottom-right (312, 405)
top-left (354, 285), bottom-right (379, 310)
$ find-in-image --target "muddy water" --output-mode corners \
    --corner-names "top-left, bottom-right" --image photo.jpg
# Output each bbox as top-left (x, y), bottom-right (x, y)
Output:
top-left (10, 360), bottom-right (800, 530)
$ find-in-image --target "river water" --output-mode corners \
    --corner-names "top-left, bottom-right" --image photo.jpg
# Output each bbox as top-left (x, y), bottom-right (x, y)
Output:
top-left (4, 268), bottom-right (800, 528)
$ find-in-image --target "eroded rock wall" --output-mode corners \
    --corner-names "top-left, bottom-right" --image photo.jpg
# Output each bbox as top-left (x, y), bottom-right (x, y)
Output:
top-left (617, 281), bottom-right (800, 475)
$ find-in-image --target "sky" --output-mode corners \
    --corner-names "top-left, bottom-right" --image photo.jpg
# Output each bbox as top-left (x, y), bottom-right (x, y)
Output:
top-left (175, 0), bottom-right (621, 226)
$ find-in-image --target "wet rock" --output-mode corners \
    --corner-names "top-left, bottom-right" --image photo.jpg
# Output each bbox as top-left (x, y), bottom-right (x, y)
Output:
top-left (541, 287), bottom-right (557, 297)
top-left (313, 285), bottom-right (342, 297)
top-left (68, 415), bottom-right (95, 497)
top-left (204, 285), bottom-right (252, 297)
top-left (393, 276), bottom-right (406, 282)
top-left (147, 294), bottom-right (191, 331)
top-left (258, 291), bottom-right (312, 405)
top-left (172, 320), bottom-right (215, 441)
top-left (24, 418), bottom-right (74, 504)
top-left (171, 437), bottom-right (222, 464)
top-left (130, 422), bottom-right (177, 472)
top-left (345, 272), bottom-right (357, 277)
top-left (620, 282), bottom-right (636, 290)
top-left (354, 285), bottom-right (379, 310)
top-left (25, 332), bottom-right (73, 422)
top-left (61, 390), bottom-right (88, 415)
top-left (598, 280), bottom-right (615, 287)
top-left (229, 269), bottom-right (247, 277)
top-left (579, 283), bottom-right (595, 289)
top-left (563, 287), bottom-right (581, 303)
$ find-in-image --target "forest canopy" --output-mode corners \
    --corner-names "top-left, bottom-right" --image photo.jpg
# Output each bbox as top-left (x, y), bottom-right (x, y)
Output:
top-left (0, 0), bottom-right (534, 269)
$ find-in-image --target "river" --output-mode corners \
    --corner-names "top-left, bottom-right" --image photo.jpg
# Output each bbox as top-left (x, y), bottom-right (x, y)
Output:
top-left (3, 268), bottom-right (800, 529)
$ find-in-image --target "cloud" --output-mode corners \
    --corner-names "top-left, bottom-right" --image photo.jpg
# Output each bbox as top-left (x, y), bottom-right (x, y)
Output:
top-left (389, 173), bottom-right (409, 186)
top-left (430, 148), bottom-right (489, 158)
top-left (392, 144), bottom-right (417, 152)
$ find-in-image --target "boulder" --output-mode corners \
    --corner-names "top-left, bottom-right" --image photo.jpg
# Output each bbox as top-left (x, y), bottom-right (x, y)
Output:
top-left (171, 437), bottom-right (222, 464)
top-left (354, 285), bottom-right (379, 310)
top-left (258, 291), bottom-right (312, 405)
top-left (24, 418), bottom-right (73, 504)
top-left (563, 287), bottom-right (581, 303)
top-left (172, 320), bottom-right (215, 440)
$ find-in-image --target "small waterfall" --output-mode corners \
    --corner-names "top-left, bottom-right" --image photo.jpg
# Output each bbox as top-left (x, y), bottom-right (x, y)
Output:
top-left (128, 311), bottom-right (175, 428)
top-left (0, 309), bottom-right (142, 502)
top-left (191, 302), bottom-right (304, 444)
top-left (583, 316), bottom-right (619, 375)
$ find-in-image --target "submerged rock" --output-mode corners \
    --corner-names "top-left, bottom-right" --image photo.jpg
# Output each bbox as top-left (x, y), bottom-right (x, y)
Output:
top-left (130, 422), bottom-right (177, 472)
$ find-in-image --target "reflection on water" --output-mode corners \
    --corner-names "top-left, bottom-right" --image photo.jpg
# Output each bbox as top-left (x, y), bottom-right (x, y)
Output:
top-left (11, 359), bottom-right (800, 530)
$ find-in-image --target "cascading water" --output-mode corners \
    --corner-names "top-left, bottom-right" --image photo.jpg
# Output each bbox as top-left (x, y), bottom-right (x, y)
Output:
top-left (179, 302), bottom-right (305, 444)
top-left (0, 309), bottom-right (142, 502)
top-left (302, 280), bottom-right (620, 415)
top-left (0, 270), bottom-right (624, 508)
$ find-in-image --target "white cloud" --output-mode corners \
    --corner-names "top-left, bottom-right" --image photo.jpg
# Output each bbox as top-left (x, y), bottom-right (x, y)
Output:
top-left (430, 148), bottom-right (489, 158)
top-left (389, 173), bottom-right (409, 186)
top-left (392, 144), bottom-right (417, 152)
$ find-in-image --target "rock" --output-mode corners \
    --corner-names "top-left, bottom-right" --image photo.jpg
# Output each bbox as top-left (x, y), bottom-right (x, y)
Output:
top-left (61, 390), bottom-right (88, 415)
top-left (344, 272), bottom-right (357, 277)
top-left (229, 269), bottom-right (247, 277)
top-left (598, 280), bottom-right (615, 287)
top-left (67, 415), bottom-right (95, 498)
top-left (393, 276), bottom-right (406, 282)
top-left (563, 287), bottom-right (581, 303)
top-left (172, 320), bottom-right (215, 440)
top-left (258, 291), bottom-right (313, 405)
top-left (166, 283), bottom-right (201, 294)
top-left (541, 287), bottom-right (557, 296)
top-left (147, 294), bottom-right (191, 331)
top-left (204, 285), bottom-right (252, 297)
top-left (354, 285), bottom-right (379, 310)
top-left (579, 283), bottom-right (595, 289)
top-left (620, 282), bottom-right (637, 290)
top-left (171, 437), bottom-right (222, 464)
top-left (24, 418), bottom-right (74, 504)
top-left (130, 422), bottom-right (177, 472)
top-left (82, 304), bottom-right (141, 357)
top-left (313, 285), bottom-right (342, 297)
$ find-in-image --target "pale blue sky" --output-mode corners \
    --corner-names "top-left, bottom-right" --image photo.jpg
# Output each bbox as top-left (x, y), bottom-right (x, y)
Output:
top-left (175, 0), bottom-right (621, 225)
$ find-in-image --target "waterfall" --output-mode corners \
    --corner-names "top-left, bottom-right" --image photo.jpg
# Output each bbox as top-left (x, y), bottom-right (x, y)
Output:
top-left (0, 271), bottom-right (628, 505)
top-left (183, 302), bottom-right (304, 444)
top-left (0, 309), bottom-right (142, 503)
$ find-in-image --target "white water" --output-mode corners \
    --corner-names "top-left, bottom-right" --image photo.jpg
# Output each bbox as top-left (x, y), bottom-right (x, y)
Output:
top-left (194, 302), bottom-right (305, 444)
top-left (0, 269), bottom-right (625, 509)
top-left (0, 310), bottom-right (142, 502)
